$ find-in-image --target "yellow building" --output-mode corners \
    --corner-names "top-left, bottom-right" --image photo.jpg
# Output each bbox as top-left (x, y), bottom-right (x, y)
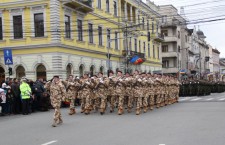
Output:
top-left (0, 0), bottom-right (163, 81)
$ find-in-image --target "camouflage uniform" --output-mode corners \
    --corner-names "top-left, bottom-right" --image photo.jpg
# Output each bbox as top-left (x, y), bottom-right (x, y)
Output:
top-left (94, 77), bottom-right (108, 114)
top-left (148, 77), bottom-right (155, 110)
top-left (79, 78), bottom-right (94, 114)
top-left (107, 76), bottom-right (117, 113)
top-left (63, 80), bottom-right (80, 115)
top-left (45, 80), bottom-right (66, 127)
top-left (115, 76), bottom-right (126, 115)
top-left (142, 77), bottom-right (149, 113)
top-left (133, 76), bottom-right (144, 115)
top-left (124, 76), bottom-right (134, 113)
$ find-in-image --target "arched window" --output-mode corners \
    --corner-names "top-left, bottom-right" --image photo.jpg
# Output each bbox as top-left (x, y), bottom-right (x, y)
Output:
top-left (0, 66), bottom-right (5, 83)
top-left (16, 66), bottom-right (25, 79)
top-left (66, 64), bottom-right (73, 78)
top-left (36, 64), bottom-right (46, 81)
top-left (100, 66), bottom-right (104, 74)
top-left (90, 65), bottom-right (95, 77)
top-left (79, 64), bottom-right (84, 77)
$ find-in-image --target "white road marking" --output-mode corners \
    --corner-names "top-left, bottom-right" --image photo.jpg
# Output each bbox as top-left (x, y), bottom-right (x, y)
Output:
top-left (219, 98), bottom-right (225, 101)
top-left (206, 98), bottom-right (214, 101)
top-left (190, 98), bottom-right (202, 101)
top-left (159, 144), bottom-right (165, 145)
top-left (41, 140), bottom-right (57, 145)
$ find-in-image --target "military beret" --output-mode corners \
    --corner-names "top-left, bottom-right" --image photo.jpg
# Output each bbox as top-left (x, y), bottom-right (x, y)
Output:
top-left (117, 70), bottom-right (122, 73)
top-left (98, 72), bottom-right (103, 75)
top-left (53, 75), bottom-right (59, 78)
top-left (109, 70), bottom-right (114, 74)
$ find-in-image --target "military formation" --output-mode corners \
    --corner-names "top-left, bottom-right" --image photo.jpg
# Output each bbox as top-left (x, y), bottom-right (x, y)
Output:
top-left (180, 79), bottom-right (225, 97)
top-left (44, 70), bottom-right (180, 127)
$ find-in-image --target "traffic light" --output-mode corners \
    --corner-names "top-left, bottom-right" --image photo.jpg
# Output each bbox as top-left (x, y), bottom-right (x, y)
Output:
top-left (148, 32), bottom-right (151, 42)
top-left (8, 67), bottom-right (12, 75)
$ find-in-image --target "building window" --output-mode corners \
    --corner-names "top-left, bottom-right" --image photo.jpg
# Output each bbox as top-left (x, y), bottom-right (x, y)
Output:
top-left (34, 13), bottom-right (44, 37)
top-left (98, 0), bottom-right (101, 9)
top-left (139, 40), bottom-right (141, 52)
top-left (142, 17), bottom-right (145, 29)
top-left (77, 19), bottom-right (83, 41)
top-left (0, 17), bottom-right (2, 40)
top-left (115, 32), bottom-right (118, 50)
top-left (162, 45), bottom-right (168, 52)
top-left (162, 60), bottom-right (169, 68)
top-left (153, 45), bottom-right (155, 58)
top-left (161, 30), bottom-right (168, 36)
top-left (129, 37), bottom-right (132, 50)
top-left (134, 38), bottom-right (137, 52)
top-left (158, 47), bottom-right (160, 59)
top-left (147, 20), bottom-right (149, 31)
top-left (106, 0), bottom-right (110, 13)
top-left (107, 29), bottom-right (111, 48)
top-left (185, 35), bottom-right (187, 42)
top-left (138, 15), bottom-right (140, 24)
top-left (156, 23), bottom-right (159, 33)
top-left (143, 42), bottom-right (146, 57)
top-left (114, 1), bottom-right (117, 16)
top-left (178, 31), bottom-right (180, 39)
top-left (65, 15), bottom-right (71, 38)
top-left (152, 22), bottom-right (154, 33)
top-left (178, 45), bottom-right (181, 52)
top-left (88, 23), bottom-right (93, 43)
top-left (98, 26), bottom-right (102, 46)
top-left (148, 43), bottom-right (150, 57)
top-left (13, 15), bottom-right (23, 39)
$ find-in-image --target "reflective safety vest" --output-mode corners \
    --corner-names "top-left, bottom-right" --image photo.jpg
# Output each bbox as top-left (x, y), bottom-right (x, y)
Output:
top-left (20, 82), bottom-right (31, 99)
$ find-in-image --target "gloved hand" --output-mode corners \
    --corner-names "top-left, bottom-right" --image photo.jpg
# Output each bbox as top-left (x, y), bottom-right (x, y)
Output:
top-left (86, 82), bottom-right (90, 85)
top-left (119, 79), bottom-right (123, 81)
top-left (138, 79), bottom-right (142, 82)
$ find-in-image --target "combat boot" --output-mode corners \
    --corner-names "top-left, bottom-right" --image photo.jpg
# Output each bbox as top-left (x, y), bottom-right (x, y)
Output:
top-left (110, 106), bottom-right (114, 113)
top-left (99, 108), bottom-right (105, 115)
top-left (52, 121), bottom-right (57, 127)
top-left (127, 107), bottom-right (132, 113)
top-left (118, 107), bottom-right (123, 115)
top-left (150, 106), bottom-right (154, 110)
top-left (156, 103), bottom-right (160, 108)
top-left (58, 118), bottom-right (63, 125)
top-left (136, 108), bottom-right (140, 115)
top-left (143, 106), bottom-right (148, 113)
top-left (69, 108), bottom-right (76, 115)
top-left (84, 109), bottom-right (90, 115)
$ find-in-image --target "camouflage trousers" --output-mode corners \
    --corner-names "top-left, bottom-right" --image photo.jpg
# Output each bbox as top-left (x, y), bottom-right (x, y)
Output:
top-left (117, 95), bottom-right (124, 109)
top-left (80, 94), bottom-right (91, 111)
top-left (108, 95), bottom-right (116, 111)
top-left (53, 107), bottom-right (62, 123)
top-left (69, 98), bottom-right (75, 109)
top-left (136, 97), bottom-right (148, 109)
top-left (149, 95), bottom-right (155, 108)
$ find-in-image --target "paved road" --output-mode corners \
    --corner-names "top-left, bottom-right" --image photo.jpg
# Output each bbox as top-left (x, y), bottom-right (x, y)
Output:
top-left (179, 93), bottom-right (225, 102)
top-left (1, 93), bottom-right (225, 145)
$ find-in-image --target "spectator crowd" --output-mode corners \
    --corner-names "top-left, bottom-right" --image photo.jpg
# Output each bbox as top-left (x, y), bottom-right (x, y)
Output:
top-left (0, 77), bottom-right (50, 116)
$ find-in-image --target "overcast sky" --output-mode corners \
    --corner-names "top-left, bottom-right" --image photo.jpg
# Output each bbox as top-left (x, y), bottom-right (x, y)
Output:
top-left (143, 0), bottom-right (225, 58)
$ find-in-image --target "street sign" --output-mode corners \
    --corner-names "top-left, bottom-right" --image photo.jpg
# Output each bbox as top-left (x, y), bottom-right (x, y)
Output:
top-left (3, 49), bottom-right (13, 65)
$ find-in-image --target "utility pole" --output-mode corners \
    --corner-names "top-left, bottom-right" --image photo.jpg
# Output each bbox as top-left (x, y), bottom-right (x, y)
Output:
top-left (125, 23), bottom-right (128, 73)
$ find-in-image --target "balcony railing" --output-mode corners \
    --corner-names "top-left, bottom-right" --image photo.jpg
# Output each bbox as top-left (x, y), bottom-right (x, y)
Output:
top-left (152, 33), bottom-right (164, 42)
top-left (63, 0), bottom-right (93, 13)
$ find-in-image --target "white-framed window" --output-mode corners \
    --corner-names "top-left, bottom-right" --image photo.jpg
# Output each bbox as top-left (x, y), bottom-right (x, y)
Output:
top-left (107, 29), bottom-right (111, 48)
top-left (0, 12), bottom-right (3, 40)
top-left (88, 23), bottom-right (93, 43)
top-left (98, 0), bottom-right (102, 9)
top-left (113, 1), bottom-right (118, 16)
top-left (162, 60), bottom-right (169, 68)
top-left (65, 15), bottom-right (71, 38)
top-left (98, 26), bottom-right (103, 46)
top-left (106, 0), bottom-right (110, 13)
top-left (77, 19), bottom-right (83, 41)
top-left (10, 8), bottom-right (24, 39)
top-left (115, 31), bottom-right (118, 50)
top-left (30, 5), bottom-right (46, 37)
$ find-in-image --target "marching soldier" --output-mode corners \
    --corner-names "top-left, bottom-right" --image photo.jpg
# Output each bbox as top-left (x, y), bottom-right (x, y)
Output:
top-left (45, 75), bottom-right (66, 127)
top-left (107, 71), bottom-right (117, 113)
top-left (115, 70), bottom-right (126, 115)
top-left (62, 75), bottom-right (80, 115)
top-left (124, 72), bottom-right (134, 113)
top-left (79, 73), bottom-right (95, 115)
top-left (95, 72), bottom-right (108, 115)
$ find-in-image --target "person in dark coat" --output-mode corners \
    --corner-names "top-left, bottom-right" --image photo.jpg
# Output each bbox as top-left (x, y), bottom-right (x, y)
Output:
top-left (11, 78), bottom-right (21, 114)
